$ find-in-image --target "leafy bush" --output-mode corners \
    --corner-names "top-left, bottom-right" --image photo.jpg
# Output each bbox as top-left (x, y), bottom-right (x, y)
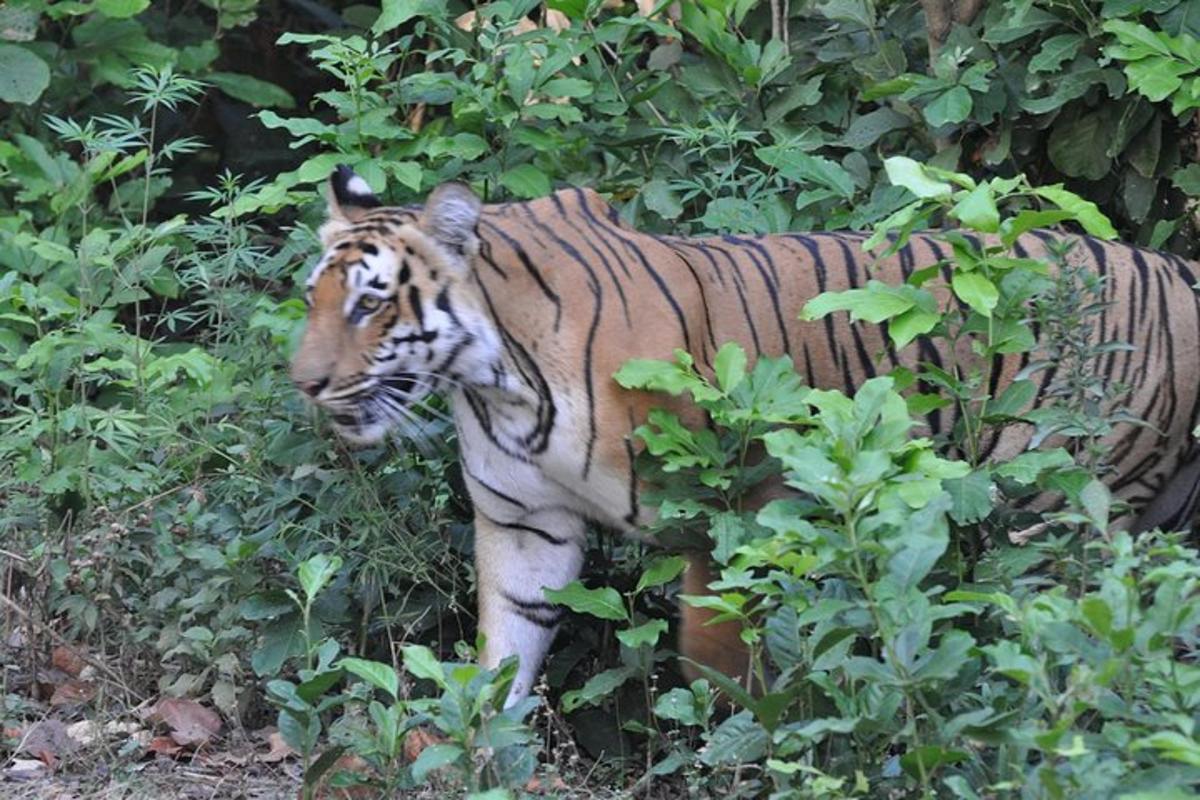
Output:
top-left (3, 0), bottom-right (1200, 797)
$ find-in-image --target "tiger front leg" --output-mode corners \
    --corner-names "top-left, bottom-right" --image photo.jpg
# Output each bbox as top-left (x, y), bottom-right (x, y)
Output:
top-left (472, 509), bottom-right (586, 706)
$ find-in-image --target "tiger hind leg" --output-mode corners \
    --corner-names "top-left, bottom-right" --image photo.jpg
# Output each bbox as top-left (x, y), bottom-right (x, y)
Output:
top-left (678, 552), bottom-right (759, 693)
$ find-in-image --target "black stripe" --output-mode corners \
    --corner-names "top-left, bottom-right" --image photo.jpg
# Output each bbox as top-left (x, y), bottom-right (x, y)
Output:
top-left (464, 468), bottom-right (529, 510)
top-left (477, 509), bottom-right (569, 546)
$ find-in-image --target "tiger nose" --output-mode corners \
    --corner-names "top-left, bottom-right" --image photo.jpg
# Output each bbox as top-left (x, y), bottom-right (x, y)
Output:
top-left (297, 377), bottom-right (329, 398)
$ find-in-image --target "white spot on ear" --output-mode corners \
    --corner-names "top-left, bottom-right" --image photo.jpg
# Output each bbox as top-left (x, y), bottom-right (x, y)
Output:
top-left (346, 175), bottom-right (373, 197)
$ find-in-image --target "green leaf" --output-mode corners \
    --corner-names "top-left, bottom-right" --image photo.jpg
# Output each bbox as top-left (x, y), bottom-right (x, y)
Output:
top-left (96, 0), bottom-right (150, 17)
top-left (636, 555), bottom-right (687, 593)
top-left (561, 666), bottom-right (636, 712)
top-left (713, 342), bottom-right (747, 393)
top-left (543, 581), bottom-right (628, 621)
top-left (1172, 163), bottom-right (1200, 195)
top-left (641, 179), bottom-right (683, 220)
top-left (802, 280), bottom-right (924, 323)
top-left (0, 44), bottom-right (50, 105)
top-left (540, 78), bottom-right (593, 99)
top-left (841, 107), bottom-right (912, 149)
top-left (1033, 185), bottom-right (1117, 239)
top-left (1029, 33), bottom-right (1085, 73)
top-left (297, 553), bottom-right (341, 603)
top-left (411, 743), bottom-right (465, 782)
top-left (951, 271), bottom-right (998, 318)
top-left (950, 183), bottom-right (999, 232)
top-left (402, 644), bottom-right (447, 689)
top-left (756, 148), bottom-right (856, 198)
top-left (372, 0), bottom-right (445, 35)
top-left (888, 307), bottom-right (940, 349)
top-left (616, 619), bottom-right (669, 648)
top-left (994, 448), bottom-right (1075, 484)
top-left (699, 197), bottom-right (762, 233)
top-left (884, 156), bottom-right (953, 198)
top-left (654, 686), bottom-right (703, 725)
top-left (1132, 732), bottom-right (1200, 766)
top-left (207, 72), bottom-right (296, 109)
top-left (338, 658), bottom-right (399, 699)
top-left (499, 164), bottom-right (551, 199)
top-left (1048, 111), bottom-right (1115, 180)
top-left (944, 469), bottom-right (994, 525)
top-left (900, 746), bottom-right (969, 778)
top-left (924, 86), bottom-right (972, 127)
top-left (700, 711), bottom-right (769, 765)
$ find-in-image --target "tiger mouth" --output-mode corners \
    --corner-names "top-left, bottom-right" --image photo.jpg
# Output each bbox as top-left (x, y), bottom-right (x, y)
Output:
top-left (329, 371), bottom-right (425, 439)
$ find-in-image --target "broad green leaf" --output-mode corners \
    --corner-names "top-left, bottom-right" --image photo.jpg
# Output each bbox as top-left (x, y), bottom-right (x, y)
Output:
top-left (641, 179), bottom-right (683, 220)
top-left (1132, 732), bottom-right (1200, 766)
top-left (372, 0), bottom-right (445, 35)
top-left (924, 86), bottom-right (972, 127)
top-left (616, 619), bottom-right (668, 648)
top-left (713, 342), bottom-right (747, 393)
top-left (561, 666), bottom-right (636, 712)
top-left (338, 658), bottom-right (399, 699)
top-left (540, 78), bottom-right (593, 98)
top-left (884, 156), bottom-right (953, 198)
top-left (0, 44), bottom-right (50, 104)
top-left (96, 0), bottom-right (150, 17)
top-left (900, 746), bottom-right (969, 778)
top-left (500, 164), bottom-right (551, 199)
top-left (1173, 163), bottom-right (1200, 195)
top-left (1123, 55), bottom-right (1189, 102)
top-left (402, 644), bottom-right (448, 689)
top-left (636, 555), bottom-right (687, 593)
top-left (1029, 33), bottom-right (1085, 73)
top-left (951, 271), bottom-right (999, 317)
top-left (802, 280), bottom-right (918, 323)
top-left (654, 686), bottom-right (703, 725)
top-left (543, 581), bottom-right (628, 621)
top-left (615, 353), bottom-right (707, 396)
top-left (411, 743), bottom-right (464, 782)
top-left (1033, 185), bottom-right (1118, 238)
top-left (888, 307), bottom-right (940, 349)
top-left (950, 183), bottom-right (1000, 232)
top-left (207, 72), bottom-right (296, 108)
top-left (994, 448), bottom-right (1075, 484)
top-left (700, 711), bottom-right (769, 765)
top-left (699, 197), bottom-right (762, 233)
top-left (841, 107), bottom-right (911, 149)
top-left (944, 469), bottom-right (994, 525)
top-left (297, 553), bottom-right (341, 602)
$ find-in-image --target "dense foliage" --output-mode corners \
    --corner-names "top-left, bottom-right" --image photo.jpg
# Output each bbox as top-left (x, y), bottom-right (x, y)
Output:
top-left (2, 0), bottom-right (1200, 797)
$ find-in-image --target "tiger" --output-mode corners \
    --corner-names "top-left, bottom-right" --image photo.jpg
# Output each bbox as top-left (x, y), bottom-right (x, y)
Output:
top-left (289, 164), bottom-right (1200, 704)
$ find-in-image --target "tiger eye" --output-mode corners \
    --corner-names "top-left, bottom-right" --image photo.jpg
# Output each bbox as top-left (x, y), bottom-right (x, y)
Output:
top-left (358, 295), bottom-right (382, 311)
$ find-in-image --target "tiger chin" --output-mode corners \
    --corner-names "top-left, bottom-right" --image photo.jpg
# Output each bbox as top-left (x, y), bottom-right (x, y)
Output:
top-left (291, 165), bottom-right (1200, 706)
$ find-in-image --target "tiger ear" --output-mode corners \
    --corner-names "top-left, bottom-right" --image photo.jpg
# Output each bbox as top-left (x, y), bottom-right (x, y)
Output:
top-left (326, 164), bottom-right (381, 224)
top-left (420, 182), bottom-right (481, 256)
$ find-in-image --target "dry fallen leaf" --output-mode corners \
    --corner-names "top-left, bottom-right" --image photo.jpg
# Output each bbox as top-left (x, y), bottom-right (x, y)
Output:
top-left (16, 719), bottom-right (73, 769)
top-left (525, 775), bottom-right (571, 794)
top-left (305, 754), bottom-right (377, 800)
top-left (259, 730), bottom-right (297, 763)
top-left (146, 735), bottom-right (183, 757)
top-left (51, 645), bottom-right (86, 678)
top-left (402, 727), bottom-right (444, 763)
top-left (50, 679), bottom-right (97, 707)
top-left (148, 697), bottom-right (222, 748)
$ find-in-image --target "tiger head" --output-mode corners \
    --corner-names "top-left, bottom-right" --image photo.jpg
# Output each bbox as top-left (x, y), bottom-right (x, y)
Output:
top-left (289, 165), bottom-right (488, 444)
